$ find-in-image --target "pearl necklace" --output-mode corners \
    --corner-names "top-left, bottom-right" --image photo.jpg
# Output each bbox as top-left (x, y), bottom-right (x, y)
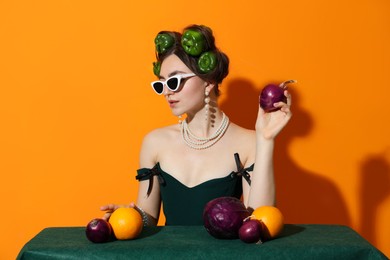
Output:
top-left (181, 112), bottom-right (229, 150)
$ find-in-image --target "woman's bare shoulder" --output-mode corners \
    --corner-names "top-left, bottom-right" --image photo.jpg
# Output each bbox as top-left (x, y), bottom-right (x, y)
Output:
top-left (139, 125), bottom-right (179, 167)
top-left (228, 122), bottom-right (256, 140)
top-left (226, 123), bottom-right (256, 166)
top-left (140, 125), bottom-right (178, 153)
top-left (143, 124), bottom-right (179, 142)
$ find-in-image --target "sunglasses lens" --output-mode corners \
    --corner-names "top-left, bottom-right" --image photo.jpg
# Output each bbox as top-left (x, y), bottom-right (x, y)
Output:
top-left (166, 77), bottom-right (179, 91)
top-left (152, 82), bottom-right (164, 94)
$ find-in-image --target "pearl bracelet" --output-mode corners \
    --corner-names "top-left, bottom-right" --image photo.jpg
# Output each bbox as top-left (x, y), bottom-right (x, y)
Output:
top-left (134, 206), bottom-right (149, 227)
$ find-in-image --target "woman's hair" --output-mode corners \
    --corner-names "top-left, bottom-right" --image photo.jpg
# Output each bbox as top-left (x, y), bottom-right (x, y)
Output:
top-left (154, 25), bottom-right (229, 96)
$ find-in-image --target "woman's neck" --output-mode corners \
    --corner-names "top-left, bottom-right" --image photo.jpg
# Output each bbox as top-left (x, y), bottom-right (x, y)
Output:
top-left (185, 108), bottom-right (224, 138)
top-left (180, 109), bottom-right (229, 150)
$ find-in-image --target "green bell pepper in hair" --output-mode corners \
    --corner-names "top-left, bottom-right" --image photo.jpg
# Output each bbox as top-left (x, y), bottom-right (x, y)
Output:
top-left (153, 61), bottom-right (161, 76)
top-left (181, 29), bottom-right (206, 56)
top-left (155, 33), bottom-right (174, 54)
top-left (198, 51), bottom-right (217, 73)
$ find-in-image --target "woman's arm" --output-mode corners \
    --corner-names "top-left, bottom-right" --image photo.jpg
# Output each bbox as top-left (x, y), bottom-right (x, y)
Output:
top-left (100, 130), bottom-right (162, 226)
top-left (135, 130), bottom-right (163, 226)
top-left (245, 90), bottom-right (292, 210)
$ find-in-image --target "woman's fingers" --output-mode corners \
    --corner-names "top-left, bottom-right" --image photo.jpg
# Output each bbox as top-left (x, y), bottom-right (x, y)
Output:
top-left (285, 90), bottom-right (292, 106)
top-left (100, 203), bottom-right (136, 220)
top-left (273, 91), bottom-right (291, 108)
top-left (100, 204), bottom-right (119, 221)
top-left (273, 90), bottom-right (292, 115)
top-left (100, 203), bottom-right (116, 211)
top-left (102, 212), bottom-right (111, 221)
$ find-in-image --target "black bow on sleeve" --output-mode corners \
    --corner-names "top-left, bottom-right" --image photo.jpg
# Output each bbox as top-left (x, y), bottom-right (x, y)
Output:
top-left (135, 164), bottom-right (166, 197)
top-left (231, 153), bottom-right (253, 185)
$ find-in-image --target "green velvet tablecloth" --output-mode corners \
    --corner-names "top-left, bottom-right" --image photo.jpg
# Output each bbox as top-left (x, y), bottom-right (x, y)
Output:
top-left (17, 224), bottom-right (387, 260)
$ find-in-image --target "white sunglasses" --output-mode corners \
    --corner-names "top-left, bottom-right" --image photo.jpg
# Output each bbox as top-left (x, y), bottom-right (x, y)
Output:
top-left (151, 73), bottom-right (196, 95)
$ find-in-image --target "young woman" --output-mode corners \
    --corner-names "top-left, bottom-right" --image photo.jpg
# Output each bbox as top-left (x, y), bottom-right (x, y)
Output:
top-left (101, 24), bottom-right (292, 226)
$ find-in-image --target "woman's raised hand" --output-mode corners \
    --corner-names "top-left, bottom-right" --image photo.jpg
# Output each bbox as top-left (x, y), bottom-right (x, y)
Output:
top-left (256, 90), bottom-right (292, 140)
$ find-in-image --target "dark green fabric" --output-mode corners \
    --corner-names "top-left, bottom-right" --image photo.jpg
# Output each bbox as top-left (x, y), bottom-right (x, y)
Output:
top-left (137, 163), bottom-right (243, 226)
top-left (17, 225), bottom-right (388, 260)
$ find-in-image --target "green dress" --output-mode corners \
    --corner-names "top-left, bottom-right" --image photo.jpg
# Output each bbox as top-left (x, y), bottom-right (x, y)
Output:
top-left (136, 154), bottom-right (253, 226)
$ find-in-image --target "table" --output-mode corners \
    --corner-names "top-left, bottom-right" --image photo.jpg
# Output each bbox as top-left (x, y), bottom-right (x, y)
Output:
top-left (17, 224), bottom-right (387, 260)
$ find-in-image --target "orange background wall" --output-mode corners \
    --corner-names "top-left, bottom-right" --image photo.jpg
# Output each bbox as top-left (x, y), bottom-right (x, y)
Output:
top-left (1, 1), bottom-right (389, 259)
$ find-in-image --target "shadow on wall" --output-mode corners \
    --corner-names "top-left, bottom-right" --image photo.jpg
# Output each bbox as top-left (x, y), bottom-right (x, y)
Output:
top-left (359, 151), bottom-right (390, 245)
top-left (220, 78), bottom-right (259, 130)
top-left (220, 77), bottom-right (351, 226)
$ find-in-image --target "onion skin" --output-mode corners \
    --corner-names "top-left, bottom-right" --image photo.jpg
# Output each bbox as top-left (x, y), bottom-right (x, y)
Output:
top-left (85, 218), bottom-right (113, 243)
top-left (259, 80), bottom-right (296, 112)
top-left (239, 219), bottom-right (263, 243)
top-left (203, 197), bottom-right (250, 239)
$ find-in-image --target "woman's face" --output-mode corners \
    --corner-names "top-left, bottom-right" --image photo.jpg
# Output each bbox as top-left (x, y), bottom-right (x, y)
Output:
top-left (159, 54), bottom-right (208, 117)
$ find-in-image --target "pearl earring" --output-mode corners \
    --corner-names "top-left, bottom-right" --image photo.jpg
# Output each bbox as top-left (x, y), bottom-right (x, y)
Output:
top-left (204, 89), bottom-right (210, 122)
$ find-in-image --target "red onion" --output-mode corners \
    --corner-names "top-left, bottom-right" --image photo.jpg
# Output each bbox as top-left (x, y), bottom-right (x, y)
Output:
top-left (85, 218), bottom-right (113, 243)
top-left (239, 219), bottom-right (264, 243)
top-left (259, 80), bottom-right (296, 112)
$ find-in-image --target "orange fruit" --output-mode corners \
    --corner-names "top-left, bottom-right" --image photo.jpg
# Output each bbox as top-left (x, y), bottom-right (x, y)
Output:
top-left (108, 207), bottom-right (143, 240)
top-left (250, 206), bottom-right (284, 240)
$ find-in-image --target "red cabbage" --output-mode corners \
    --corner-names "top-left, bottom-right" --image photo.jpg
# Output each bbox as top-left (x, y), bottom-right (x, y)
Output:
top-left (203, 197), bottom-right (250, 239)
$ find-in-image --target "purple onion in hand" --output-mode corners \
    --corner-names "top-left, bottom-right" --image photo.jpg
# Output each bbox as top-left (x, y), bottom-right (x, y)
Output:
top-left (259, 80), bottom-right (296, 112)
top-left (86, 218), bottom-right (113, 243)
